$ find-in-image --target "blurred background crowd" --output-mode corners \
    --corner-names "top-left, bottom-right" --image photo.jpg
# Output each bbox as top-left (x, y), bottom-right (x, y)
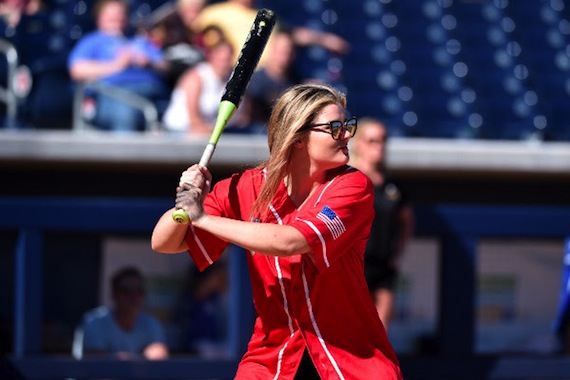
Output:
top-left (1, 0), bottom-right (570, 141)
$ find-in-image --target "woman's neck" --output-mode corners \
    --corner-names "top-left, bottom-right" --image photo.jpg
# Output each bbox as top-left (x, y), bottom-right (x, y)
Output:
top-left (356, 159), bottom-right (385, 187)
top-left (286, 163), bottom-right (327, 209)
top-left (287, 180), bottom-right (321, 209)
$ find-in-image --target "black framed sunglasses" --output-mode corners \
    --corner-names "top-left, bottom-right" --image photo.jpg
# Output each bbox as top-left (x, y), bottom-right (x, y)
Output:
top-left (307, 117), bottom-right (358, 140)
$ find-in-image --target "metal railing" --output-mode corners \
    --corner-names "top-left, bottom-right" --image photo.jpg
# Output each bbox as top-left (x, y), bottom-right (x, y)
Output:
top-left (72, 81), bottom-right (161, 132)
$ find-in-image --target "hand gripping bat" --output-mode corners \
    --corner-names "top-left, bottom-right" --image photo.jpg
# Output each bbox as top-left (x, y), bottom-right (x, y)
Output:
top-left (172, 8), bottom-right (277, 224)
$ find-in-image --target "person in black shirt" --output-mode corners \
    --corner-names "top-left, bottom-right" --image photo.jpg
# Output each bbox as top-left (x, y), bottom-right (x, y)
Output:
top-left (349, 117), bottom-right (415, 330)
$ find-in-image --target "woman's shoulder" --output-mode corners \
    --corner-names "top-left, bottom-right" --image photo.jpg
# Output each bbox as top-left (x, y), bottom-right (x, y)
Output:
top-left (178, 65), bottom-right (202, 87)
top-left (225, 167), bottom-right (265, 187)
top-left (210, 169), bottom-right (265, 213)
top-left (332, 165), bottom-right (372, 188)
top-left (324, 166), bottom-right (374, 202)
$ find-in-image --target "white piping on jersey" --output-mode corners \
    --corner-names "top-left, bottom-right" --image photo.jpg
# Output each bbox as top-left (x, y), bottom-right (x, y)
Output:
top-left (269, 203), bottom-right (282, 224)
top-left (190, 224), bottom-right (213, 265)
top-left (299, 167), bottom-right (353, 266)
top-left (314, 177), bottom-right (336, 206)
top-left (297, 219), bottom-right (329, 268)
top-left (274, 257), bottom-right (295, 336)
top-left (302, 261), bottom-right (346, 380)
top-left (270, 203), bottom-right (295, 380)
top-left (272, 339), bottom-right (291, 380)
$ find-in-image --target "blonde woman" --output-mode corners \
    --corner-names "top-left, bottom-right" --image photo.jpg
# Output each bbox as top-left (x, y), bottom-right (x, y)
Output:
top-left (152, 83), bottom-right (402, 379)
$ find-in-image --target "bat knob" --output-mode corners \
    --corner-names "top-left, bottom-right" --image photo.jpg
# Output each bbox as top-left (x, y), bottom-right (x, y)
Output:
top-left (172, 209), bottom-right (190, 225)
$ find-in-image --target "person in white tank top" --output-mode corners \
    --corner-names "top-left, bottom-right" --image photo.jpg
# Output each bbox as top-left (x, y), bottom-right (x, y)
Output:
top-left (163, 28), bottom-right (234, 135)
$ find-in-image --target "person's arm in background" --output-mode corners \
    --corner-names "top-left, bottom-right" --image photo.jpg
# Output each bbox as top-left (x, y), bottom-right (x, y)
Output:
top-left (69, 33), bottom-right (168, 82)
top-left (144, 342), bottom-right (169, 360)
top-left (142, 308), bottom-right (169, 360)
top-left (291, 26), bottom-right (350, 55)
top-left (69, 54), bottom-right (131, 82)
top-left (396, 203), bottom-right (415, 258)
top-left (129, 34), bottom-right (170, 74)
top-left (68, 36), bottom-right (132, 82)
top-left (181, 68), bottom-right (213, 135)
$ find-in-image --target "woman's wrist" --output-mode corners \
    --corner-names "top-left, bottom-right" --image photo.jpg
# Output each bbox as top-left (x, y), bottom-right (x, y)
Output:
top-left (191, 212), bottom-right (207, 228)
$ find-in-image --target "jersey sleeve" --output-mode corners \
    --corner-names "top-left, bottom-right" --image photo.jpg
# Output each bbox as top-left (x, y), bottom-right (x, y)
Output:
top-left (291, 169), bottom-right (374, 272)
top-left (184, 174), bottom-right (240, 271)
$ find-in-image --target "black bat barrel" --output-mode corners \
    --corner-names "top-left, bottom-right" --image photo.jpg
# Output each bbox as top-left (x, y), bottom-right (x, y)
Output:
top-left (221, 9), bottom-right (277, 106)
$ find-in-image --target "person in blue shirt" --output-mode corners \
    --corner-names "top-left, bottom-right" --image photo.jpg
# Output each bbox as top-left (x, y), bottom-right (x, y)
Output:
top-left (72, 266), bottom-right (169, 360)
top-left (68, 0), bottom-right (169, 132)
top-left (553, 238), bottom-right (570, 356)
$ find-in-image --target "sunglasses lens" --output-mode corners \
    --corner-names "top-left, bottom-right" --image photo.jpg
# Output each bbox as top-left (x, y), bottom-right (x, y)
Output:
top-left (347, 118), bottom-right (357, 136)
top-left (330, 121), bottom-right (343, 139)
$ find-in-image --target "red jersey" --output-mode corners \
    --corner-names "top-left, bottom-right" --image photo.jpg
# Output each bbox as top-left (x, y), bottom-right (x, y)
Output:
top-left (185, 165), bottom-right (402, 380)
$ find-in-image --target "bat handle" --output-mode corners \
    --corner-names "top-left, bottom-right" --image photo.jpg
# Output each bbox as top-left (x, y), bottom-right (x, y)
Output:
top-left (199, 143), bottom-right (216, 167)
top-left (172, 144), bottom-right (216, 224)
top-left (172, 209), bottom-right (190, 224)
top-left (171, 144), bottom-right (216, 224)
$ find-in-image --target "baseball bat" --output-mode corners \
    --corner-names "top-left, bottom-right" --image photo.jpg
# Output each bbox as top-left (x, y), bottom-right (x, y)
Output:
top-left (172, 8), bottom-right (277, 224)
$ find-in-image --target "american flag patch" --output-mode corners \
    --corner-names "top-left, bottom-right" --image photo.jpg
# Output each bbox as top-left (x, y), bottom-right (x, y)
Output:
top-left (316, 205), bottom-right (346, 240)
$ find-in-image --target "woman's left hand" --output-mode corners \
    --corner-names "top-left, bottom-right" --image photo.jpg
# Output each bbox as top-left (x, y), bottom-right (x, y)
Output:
top-left (175, 165), bottom-right (212, 222)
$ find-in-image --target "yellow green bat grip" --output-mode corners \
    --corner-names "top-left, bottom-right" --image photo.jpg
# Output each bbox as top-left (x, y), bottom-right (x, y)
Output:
top-left (172, 209), bottom-right (190, 224)
top-left (199, 101), bottom-right (237, 167)
top-left (172, 101), bottom-right (237, 224)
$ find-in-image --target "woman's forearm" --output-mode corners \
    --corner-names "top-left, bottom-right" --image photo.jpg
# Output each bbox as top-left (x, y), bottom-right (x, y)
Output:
top-left (193, 214), bottom-right (310, 257)
top-left (70, 60), bottom-right (124, 82)
top-left (151, 208), bottom-right (190, 253)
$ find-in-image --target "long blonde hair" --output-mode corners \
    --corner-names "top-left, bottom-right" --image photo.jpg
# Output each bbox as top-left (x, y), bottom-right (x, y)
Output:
top-left (250, 83), bottom-right (347, 220)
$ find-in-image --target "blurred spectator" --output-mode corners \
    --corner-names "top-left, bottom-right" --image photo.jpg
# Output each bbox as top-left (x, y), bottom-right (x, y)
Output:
top-left (175, 262), bottom-right (229, 357)
top-left (349, 117), bottom-right (415, 330)
top-left (553, 237), bottom-right (570, 356)
top-left (242, 26), bottom-right (301, 134)
top-left (72, 266), bottom-right (169, 360)
top-left (162, 27), bottom-right (236, 135)
top-left (143, 0), bottom-right (207, 88)
top-left (68, 0), bottom-right (170, 132)
top-left (0, 0), bottom-right (43, 28)
top-left (191, 0), bottom-right (350, 69)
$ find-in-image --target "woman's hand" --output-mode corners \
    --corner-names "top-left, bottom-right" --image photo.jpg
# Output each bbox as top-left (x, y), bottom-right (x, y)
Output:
top-left (175, 165), bottom-right (212, 222)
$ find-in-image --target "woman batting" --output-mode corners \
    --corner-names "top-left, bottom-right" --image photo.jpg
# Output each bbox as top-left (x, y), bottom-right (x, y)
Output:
top-left (152, 83), bottom-right (402, 379)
